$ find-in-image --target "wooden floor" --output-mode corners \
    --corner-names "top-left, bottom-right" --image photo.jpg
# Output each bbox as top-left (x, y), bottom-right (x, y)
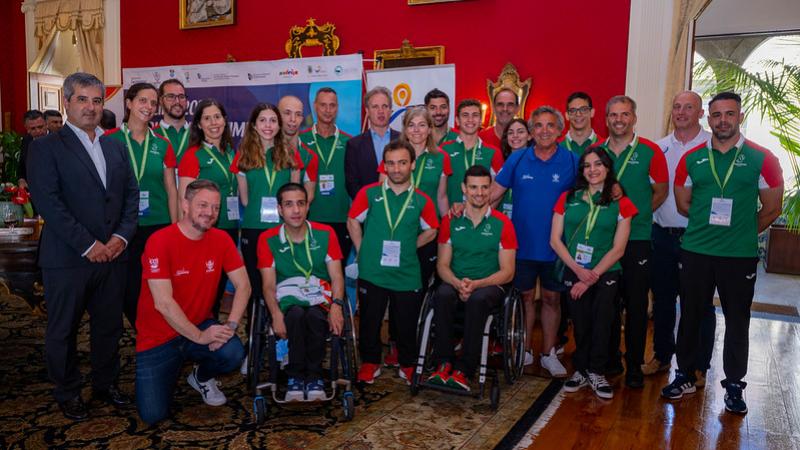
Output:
top-left (525, 314), bottom-right (800, 450)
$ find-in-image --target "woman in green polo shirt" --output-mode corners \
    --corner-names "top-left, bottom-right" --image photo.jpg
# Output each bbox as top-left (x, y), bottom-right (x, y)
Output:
top-left (177, 98), bottom-right (239, 315)
top-left (550, 147), bottom-right (637, 400)
top-left (498, 118), bottom-right (531, 219)
top-left (107, 82), bottom-right (178, 326)
top-left (232, 103), bottom-right (301, 303)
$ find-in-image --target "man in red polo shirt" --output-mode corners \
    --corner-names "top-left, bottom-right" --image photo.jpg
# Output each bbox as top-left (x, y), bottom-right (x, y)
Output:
top-left (479, 88), bottom-right (520, 150)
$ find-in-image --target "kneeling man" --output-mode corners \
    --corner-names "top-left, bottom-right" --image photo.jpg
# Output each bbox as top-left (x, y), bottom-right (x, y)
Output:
top-left (257, 183), bottom-right (345, 401)
top-left (429, 165), bottom-right (517, 391)
top-left (135, 179), bottom-right (251, 425)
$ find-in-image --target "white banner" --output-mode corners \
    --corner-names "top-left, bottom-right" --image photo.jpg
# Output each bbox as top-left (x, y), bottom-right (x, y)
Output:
top-left (365, 64), bottom-right (456, 131)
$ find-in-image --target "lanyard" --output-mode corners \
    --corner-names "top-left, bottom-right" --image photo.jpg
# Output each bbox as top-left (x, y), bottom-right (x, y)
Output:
top-left (382, 183), bottom-right (415, 239)
top-left (414, 153), bottom-right (428, 188)
top-left (463, 140), bottom-right (480, 170)
top-left (123, 124), bottom-right (150, 183)
top-left (565, 133), bottom-right (597, 153)
top-left (311, 124), bottom-right (340, 169)
top-left (202, 144), bottom-right (234, 194)
top-left (285, 225), bottom-right (313, 281)
top-left (172, 126), bottom-right (189, 158)
top-left (263, 147), bottom-right (278, 193)
top-left (708, 145), bottom-right (742, 197)
top-left (584, 190), bottom-right (602, 242)
top-left (608, 135), bottom-right (639, 180)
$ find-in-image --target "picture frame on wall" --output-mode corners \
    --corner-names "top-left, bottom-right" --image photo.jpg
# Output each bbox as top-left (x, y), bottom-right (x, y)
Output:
top-left (179, 0), bottom-right (235, 30)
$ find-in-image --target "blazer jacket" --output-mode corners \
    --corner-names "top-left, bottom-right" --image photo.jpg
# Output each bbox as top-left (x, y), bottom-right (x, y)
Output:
top-left (344, 128), bottom-right (400, 199)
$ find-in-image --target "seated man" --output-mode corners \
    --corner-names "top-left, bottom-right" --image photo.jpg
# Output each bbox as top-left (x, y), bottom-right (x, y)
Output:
top-left (258, 183), bottom-right (345, 401)
top-left (135, 179), bottom-right (250, 425)
top-left (429, 165), bottom-right (517, 391)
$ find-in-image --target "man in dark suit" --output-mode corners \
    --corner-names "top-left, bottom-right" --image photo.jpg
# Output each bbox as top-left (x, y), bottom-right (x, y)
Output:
top-left (27, 72), bottom-right (139, 421)
top-left (344, 86), bottom-right (400, 199)
top-left (17, 109), bottom-right (48, 189)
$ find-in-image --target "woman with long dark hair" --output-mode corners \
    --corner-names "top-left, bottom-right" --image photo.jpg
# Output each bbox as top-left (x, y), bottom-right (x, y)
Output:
top-left (497, 118), bottom-right (531, 219)
top-left (550, 147), bottom-right (636, 400)
top-left (107, 82), bottom-right (178, 326)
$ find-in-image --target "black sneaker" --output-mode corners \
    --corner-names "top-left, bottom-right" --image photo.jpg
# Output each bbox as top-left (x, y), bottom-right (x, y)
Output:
top-left (723, 381), bottom-right (748, 414)
top-left (625, 369), bottom-right (644, 389)
top-left (563, 371), bottom-right (589, 392)
top-left (661, 371), bottom-right (696, 400)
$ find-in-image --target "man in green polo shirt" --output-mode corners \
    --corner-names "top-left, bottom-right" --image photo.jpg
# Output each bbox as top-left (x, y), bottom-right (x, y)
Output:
top-left (424, 88), bottom-right (459, 146)
top-left (279, 95), bottom-right (319, 203)
top-left (257, 182), bottom-right (345, 402)
top-left (562, 91), bottom-right (604, 156)
top-left (442, 99), bottom-right (505, 206)
top-left (347, 141), bottom-right (439, 385)
top-left (299, 87), bottom-right (353, 258)
top-left (663, 92), bottom-right (783, 414)
top-left (597, 95), bottom-right (668, 388)
top-left (154, 79), bottom-right (190, 164)
top-left (428, 165), bottom-right (517, 391)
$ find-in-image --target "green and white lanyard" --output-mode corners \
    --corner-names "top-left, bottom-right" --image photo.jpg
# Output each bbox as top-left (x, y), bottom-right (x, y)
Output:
top-left (123, 123), bottom-right (151, 183)
top-left (414, 151), bottom-right (429, 188)
top-left (202, 143), bottom-right (234, 194)
top-left (584, 190), bottom-right (602, 242)
top-left (171, 126), bottom-right (189, 159)
top-left (708, 145), bottom-right (742, 197)
top-left (462, 140), bottom-right (480, 170)
top-left (606, 135), bottom-right (639, 180)
top-left (285, 224), bottom-right (313, 281)
top-left (381, 183), bottom-right (415, 239)
top-left (262, 147), bottom-right (279, 193)
top-left (311, 124), bottom-right (340, 169)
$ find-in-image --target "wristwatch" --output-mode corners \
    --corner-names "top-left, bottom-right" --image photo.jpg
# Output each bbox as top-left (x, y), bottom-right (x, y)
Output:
top-left (332, 298), bottom-right (345, 307)
top-left (226, 321), bottom-right (238, 330)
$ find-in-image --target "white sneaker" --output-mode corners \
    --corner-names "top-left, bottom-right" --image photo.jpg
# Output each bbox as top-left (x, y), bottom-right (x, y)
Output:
top-left (524, 351), bottom-right (534, 366)
top-left (187, 365), bottom-right (227, 406)
top-left (540, 348), bottom-right (567, 378)
top-left (588, 372), bottom-right (614, 399)
top-left (240, 356), bottom-right (248, 375)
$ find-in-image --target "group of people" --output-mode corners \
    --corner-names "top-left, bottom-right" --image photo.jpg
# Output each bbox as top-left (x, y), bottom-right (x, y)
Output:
top-left (23, 69), bottom-right (782, 426)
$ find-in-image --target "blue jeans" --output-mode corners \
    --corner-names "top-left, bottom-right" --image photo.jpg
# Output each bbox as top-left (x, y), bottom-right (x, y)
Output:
top-left (135, 319), bottom-right (244, 425)
top-left (651, 224), bottom-right (715, 369)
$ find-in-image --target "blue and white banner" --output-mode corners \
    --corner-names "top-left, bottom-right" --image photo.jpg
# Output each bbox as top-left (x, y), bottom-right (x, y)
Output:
top-left (365, 64), bottom-right (456, 131)
top-left (121, 54), bottom-right (363, 145)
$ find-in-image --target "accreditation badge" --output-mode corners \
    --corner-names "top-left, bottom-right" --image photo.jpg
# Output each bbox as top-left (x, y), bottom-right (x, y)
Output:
top-left (575, 243), bottom-right (594, 266)
top-left (501, 202), bottom-right (513, 220)
top-left (226, 196), bottom-right (240, 221)
top-left (319, 174), bottom-right (335, 196)
top-left (260, 196), bottom-right (279, 223)
top-left (709, 197), bottom-right (733, 227)
top-left (139, 191), bottom-right (150, 217)
top-left (380, 240), bottom-right (401, 267)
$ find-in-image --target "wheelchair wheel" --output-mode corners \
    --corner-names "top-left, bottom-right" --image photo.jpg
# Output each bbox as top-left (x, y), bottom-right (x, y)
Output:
top-left (247, 297), bottom-right (267, 392)
top-left (489, 379), bottom-right (500, 411)
top-left (413, 290), bottom-right (437, 389)
top-left (503, 289), bottom-right (526, 385)
top-left (253, 395), bottom-right (268, 425)
top-left (342, 390), bottom-right (355, 421)
top-left (341, 299), bottom-right (359, 385)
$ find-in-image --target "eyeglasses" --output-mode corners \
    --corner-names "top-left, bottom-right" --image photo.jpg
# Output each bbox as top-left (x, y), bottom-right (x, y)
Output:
top-left (163, 94), bottom-right (187, 102)
top-left (567, 106), bottom-right (591, 115)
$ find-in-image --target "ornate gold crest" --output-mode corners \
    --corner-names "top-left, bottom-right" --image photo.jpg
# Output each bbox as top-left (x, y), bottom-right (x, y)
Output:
top-left (285, 18), bottom-right (340, 58)
top-left (486, 63), bottom-right (532, 125)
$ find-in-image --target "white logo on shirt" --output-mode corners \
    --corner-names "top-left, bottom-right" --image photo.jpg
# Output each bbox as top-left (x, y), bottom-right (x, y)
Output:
top-left (746, 273), bottom-right (756, 280)
top-left (454, 226), bottom-right (466, 231)
top-left (552, 173), bottom-right (560, 183)
top-left (374, 196), bottom-right (384, 202)
top-left (205, 259), bottom-right (215, 273)
top-left (149, 258), bottom-right (159, 273)
top-left (279, 246), bottom-right (290, 253)
top-left (176, 268), bottom-right (190, 276)
top-left (521, 174), bottom-right (534, 180)
top-left (451, 151), bottom-right (460, 156)
top-left (207, 158), bottom-right (214, 164)
top-left (695, 157), bottom-right (709, 165)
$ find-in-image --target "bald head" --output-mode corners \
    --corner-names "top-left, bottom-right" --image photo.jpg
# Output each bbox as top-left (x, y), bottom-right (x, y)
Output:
top-left (671, 90), bottom-right (704, 132)
top-left (278, 95), bottom-right (304, 137)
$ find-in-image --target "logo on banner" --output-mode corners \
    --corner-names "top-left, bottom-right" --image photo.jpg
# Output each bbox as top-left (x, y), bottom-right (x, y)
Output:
top-left (393, 83), bottom-right (412, 107)
top-left (184, 72), bottom-right (191, 83)
top-left (153, 72), bottom-right (161, 83)
top-left (169, 69), bottom-right (175, 78)
top-left (334, 65), bottom-right (343, 76)
top-left (279, 68), bottom-right (300, 78)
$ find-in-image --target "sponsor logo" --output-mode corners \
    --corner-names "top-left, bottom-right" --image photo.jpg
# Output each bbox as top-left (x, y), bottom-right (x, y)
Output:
top-left (638, 259), bottom-right (648, 266)
top-left (450, 151), bottom-right (460, 156)
top-left (176, 268), bottom-right (190, 276)
top-left (605, 280), bottom-right (617, 286)
top-left (454, 226), bottom-right (466, 231)
top-left (695, 157), bottom-right (709, 165)
top-left (153, 72), bottom-right (161, 83)
top-left (148, 258), bottom-right (159, 273)
top-left (205, 259), bottom-right (215, 273)
top-left (334, 65), bottom-right (343, 75)
top-left (278, 246), bottom-right (290, 253)
top-left (374, 196), bottom-right (384, 202)
top-left (169, 69), bottom-right (175, 78)
top-left (279, 68), bottom-right (299, 77)
top-left (393, 83), bottom-right (412, 107)
top-left (521, 174), bottom-right (534, 180)
top-left (746, 273), bottom-right (756, 280)
top-left (184, 72), bottom-right (191, 83)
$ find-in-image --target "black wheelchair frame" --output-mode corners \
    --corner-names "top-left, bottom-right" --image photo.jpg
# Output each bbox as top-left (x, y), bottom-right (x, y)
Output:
top-left (245, 296), bottom-right (358, 424)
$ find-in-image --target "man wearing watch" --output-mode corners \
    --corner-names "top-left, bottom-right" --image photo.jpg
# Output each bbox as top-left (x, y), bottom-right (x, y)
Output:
top-left (257, 182), bottom-right (345, 401)
top-left (135, 179), bottom-right (251, 425)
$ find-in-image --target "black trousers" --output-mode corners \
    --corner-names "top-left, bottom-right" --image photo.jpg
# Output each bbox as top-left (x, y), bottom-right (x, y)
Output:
top-left (567, 270), bottom-right (620, 374)
top-left (43, 262), bottom-right (126, 403)
top-left (123, 224), bottom-right (166, 327)
top-left (212, 227), bottom-right (240, 319)
top-left (241, 227), bottom-right (267, 334)
top-left (608, 239), bottom-right (651, 372)
top-left (284, 305), bottom-right (328, 381)
top-left (677, 250), bottom-right (757, 384)
top-left (432, 283), bottom-right (504, 378)
top-left (357, 278), bottom-right (422, 367)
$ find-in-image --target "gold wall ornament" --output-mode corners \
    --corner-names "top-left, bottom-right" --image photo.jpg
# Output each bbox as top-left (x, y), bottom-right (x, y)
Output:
top-left (285, 18), bottom-right (340, 58)
top-left (374, 39), bottom-right (445, 70)
top-left (486, 63), bottom-right (532, 126)
top-left (179, 0), bottom-right (236, 30)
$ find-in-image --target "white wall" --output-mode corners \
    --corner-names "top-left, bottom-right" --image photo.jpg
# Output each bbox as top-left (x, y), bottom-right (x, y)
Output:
top-left (696, 0), bottom-right (800, 37)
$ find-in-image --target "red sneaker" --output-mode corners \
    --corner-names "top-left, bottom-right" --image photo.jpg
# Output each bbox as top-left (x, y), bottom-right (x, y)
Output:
top-left (427, 362), bottom-right (452, 386)
top-left (357, 362), bottom-right (382, 384)
top-left (447, 370), bottom-right (471, 392)
top-left (398, 366), bottom-right (414, 385)
top-left (384, 341), bottom-right (399, 367)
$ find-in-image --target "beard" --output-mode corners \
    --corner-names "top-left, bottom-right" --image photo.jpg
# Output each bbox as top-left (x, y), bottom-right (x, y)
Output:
top-left (166, 105), bottom-right (186, 121)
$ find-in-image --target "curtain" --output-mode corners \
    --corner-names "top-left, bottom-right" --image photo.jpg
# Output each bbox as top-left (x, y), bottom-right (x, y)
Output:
top-left (661, 0), bottom-right (713, 135)
top-left (32, 0), bottom-right (104, 80)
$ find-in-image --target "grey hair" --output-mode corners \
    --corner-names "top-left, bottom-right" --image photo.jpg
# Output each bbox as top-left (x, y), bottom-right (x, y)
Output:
top-left (527, 105), bottom-right (565, 133)
top-left (364, 86), bottom-right (392, 108)
top-left (606, 95), bottom-right (637, 115)
top-left (63, 72), bottom-right (105, 101)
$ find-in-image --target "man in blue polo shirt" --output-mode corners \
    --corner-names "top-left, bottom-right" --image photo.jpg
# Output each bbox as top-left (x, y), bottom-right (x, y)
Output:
top-left (492, 105), bottom-right (578, 377)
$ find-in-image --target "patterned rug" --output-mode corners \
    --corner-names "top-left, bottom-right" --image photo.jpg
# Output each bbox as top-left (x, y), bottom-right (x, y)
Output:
top-left (0, 291), bottom-right (555, 449)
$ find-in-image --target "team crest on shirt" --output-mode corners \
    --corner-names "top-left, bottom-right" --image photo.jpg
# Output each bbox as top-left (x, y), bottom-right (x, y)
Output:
top-left (425, 159), bottom-right (435, 170)
top-left (310, 238), bottom-right (320, 251)
top-left (552, 173), bottom-right (560, 183)
top-left (629, 151), bottom-right (640, 164)
top-left (205, 259), bottom-right (215, 273)
top-left (481, 223), bottom-right (493, 236)
top-left (149, 258), bottom-right (160, 273)
top-left (149, 143), bottom-right (161, 155)
top-left (735, 153), bottom-right (747, 167)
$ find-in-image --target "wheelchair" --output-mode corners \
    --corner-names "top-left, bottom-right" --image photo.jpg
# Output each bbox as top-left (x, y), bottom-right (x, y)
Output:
top-left (245, 296), bottom-right (358, 424)
top-left (409, 281), bottom-right (526, 410)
